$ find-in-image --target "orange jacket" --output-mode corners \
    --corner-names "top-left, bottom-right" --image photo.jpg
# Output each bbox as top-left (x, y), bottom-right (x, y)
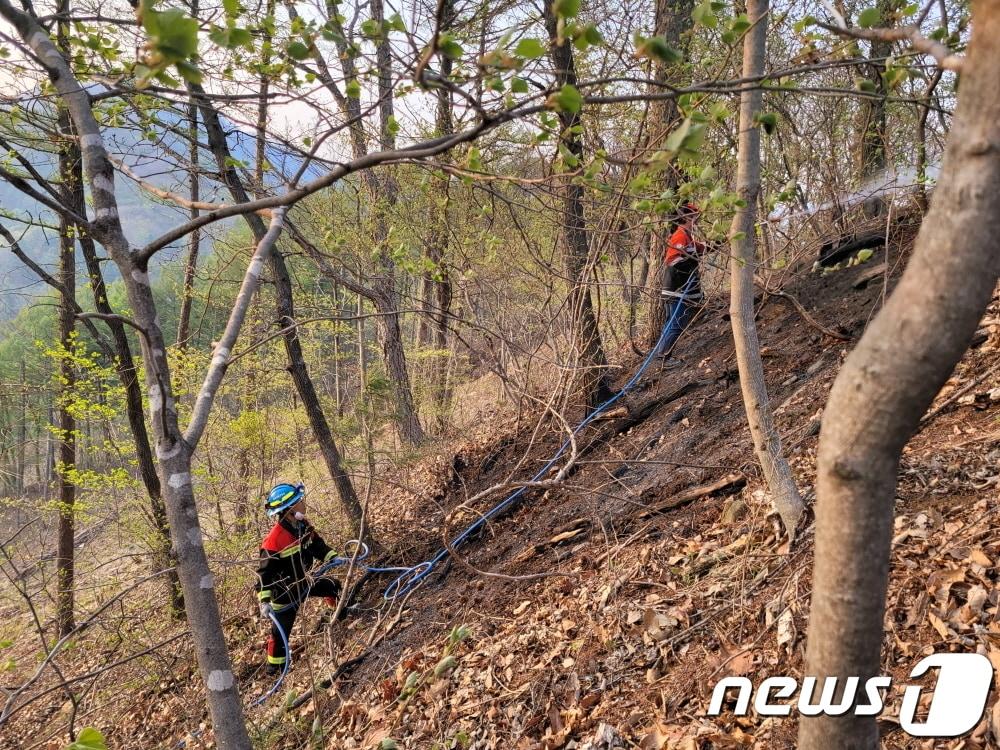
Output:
top-left (665, 226), bottom-right (702, 267)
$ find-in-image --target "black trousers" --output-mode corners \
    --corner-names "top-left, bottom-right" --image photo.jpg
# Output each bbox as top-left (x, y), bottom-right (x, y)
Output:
top-left (265, 577), bottom-right (340, 666)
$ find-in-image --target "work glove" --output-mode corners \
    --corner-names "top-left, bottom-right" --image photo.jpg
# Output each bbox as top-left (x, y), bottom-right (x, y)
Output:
top-left (259, 601), bottom-right (273, 620)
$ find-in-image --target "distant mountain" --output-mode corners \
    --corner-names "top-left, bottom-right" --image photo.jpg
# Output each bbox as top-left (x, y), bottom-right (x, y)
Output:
top-left (0, 103), bottom-right (322, 320)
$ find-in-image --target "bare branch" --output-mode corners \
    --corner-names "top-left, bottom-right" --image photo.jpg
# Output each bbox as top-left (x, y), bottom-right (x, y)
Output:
top-left (817, 21), bottom-right (964, 72)
top-left (183, 206), bottom-right (287, 449)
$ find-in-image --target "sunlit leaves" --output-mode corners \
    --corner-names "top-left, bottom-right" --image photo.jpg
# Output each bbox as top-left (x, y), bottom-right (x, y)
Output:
top-left (547, 84), bottom-right (583, 114)
top-left (552, 0), bottom-right (581, 19)
top-left (857, 7), bottom-right (881, 28)
top-left (286, 40), bottom-right (310, 60)
top-left (633, 33), bottom-right (683, 64)
top-left (438, 33), bottom-right (464, 60)
top-left (515, 38), bottom-right (547, 59)
top-left (208, 26), bottom-right (252, 49)
top-left (66, 728), bottom-right (107, 750)
top-left (664, 117), bottom-right (706, 156)
top-left (138, 1), bottom-right (202, 86)
top-left (692, 1), bottom-right (720, 30)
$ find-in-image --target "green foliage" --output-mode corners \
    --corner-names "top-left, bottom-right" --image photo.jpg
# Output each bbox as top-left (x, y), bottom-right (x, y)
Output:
top-left (857, 7), bottom-right (881, 28)
top-left (633, 34), bottom-right (683, 64)
top-left (551, 0), bottom-right (581, 19)
top-left (515, 38), bottom-right (547, 59)
top-left (137, 1), bottom-right (202, 87)
top-left (547, 84), bottom-right (583, 114)
top-left (66, 728), bottom-right (107, 750)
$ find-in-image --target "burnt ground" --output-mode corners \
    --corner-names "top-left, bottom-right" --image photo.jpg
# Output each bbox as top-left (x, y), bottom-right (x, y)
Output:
top-left (7, 226), bottom-right (1000, 749)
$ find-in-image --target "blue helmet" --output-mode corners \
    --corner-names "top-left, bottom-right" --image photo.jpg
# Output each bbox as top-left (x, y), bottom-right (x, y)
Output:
top-left (265, 482), bottom-right (305, 518)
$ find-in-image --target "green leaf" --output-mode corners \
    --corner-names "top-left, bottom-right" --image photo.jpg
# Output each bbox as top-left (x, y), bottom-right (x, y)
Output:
top-left (584, 24), bottom-right (603, 44)
top-left (143, 8), bottom-right (200, 60)
top-left (286, 40), bottom-right (310, 60)
top-left (552, 0), bottom-right (581, 19)
top-left (387, 13), bottom-right (406, 32)
top-left (692, 1), bottom-right (718, 29)
top-left (222, 0), bottom-right (240, 18)
top-left (360, 19), bottom-right (380, 37)
top-left (634, 34), bottom-right (683, 64)
top-left (793, 15), bottom-right (818, 32)
top-left (439, 36), bottom-right (463, 60)
top-left (855, 77), bottom-right (877, 93)
top-left (883, 66), bottom-right (908, 88)
top-left (510, 76), bottom-right (529, 93)
top-left (858, 7), bottom-right (880, 28)
top-left (209, 25), bottom-right (251, 49)
top-left (548, 83), bottom-right (582, 114)
top-left (729, 13), bottom-right (751, 35)
top-left (515, 38), bottom-right (546, 59)
top-left (754, 111), bottom-right (778, 134)
top-left (386, 114), bottom-right (399, 137)
top-left (345, 78), bottom-right (361, 98)
top-left (434, 655), bottom-right (458, 677)
top-left (67, 727), bottom-right (107, 750)
top-left (856, 248), bottom-right (874, 263)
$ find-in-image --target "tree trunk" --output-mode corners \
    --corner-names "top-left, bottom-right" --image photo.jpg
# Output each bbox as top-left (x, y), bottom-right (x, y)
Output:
top-left (16, 360), bottom-right (25, 496)
top-left (65, 133), bottom-right (184, 617)
top-left (728, 0), bottom-right (804, 537)
top-left (427, 0), bottom-right (455, 430)
top-left (192, 83), bottom-right (364, 531)
top-left (544, 2), bottom-right (610, 411)
top-left (857, 0), bottom-right (891, 184)
top-left (644, 0), bottom-right (695, 350)
top-left (176, 96), bottom-right (200, 350)
top-left (55, 108), bottom-right (75, 638)
top-left (799, 8), bottom-right (1000, 749)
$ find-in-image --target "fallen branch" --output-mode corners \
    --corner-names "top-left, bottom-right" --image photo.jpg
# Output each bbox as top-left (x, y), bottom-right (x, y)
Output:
top-left (638, 472), bottom-right (746, 519)
top-left (920, 358), bottom-right (1000, 427)
top-left (755, 277), bottom-right (851, 341)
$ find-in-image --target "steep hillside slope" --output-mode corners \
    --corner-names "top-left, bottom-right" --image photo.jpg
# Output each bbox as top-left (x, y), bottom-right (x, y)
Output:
top-left (6, 227), bottom-right (1000, 750)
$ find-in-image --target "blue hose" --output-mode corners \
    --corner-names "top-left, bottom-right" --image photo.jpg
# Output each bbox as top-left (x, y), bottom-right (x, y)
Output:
top-left (252, 606), bottom-right (292, 707)
top-left (373, 278), bottom-right (698, 600)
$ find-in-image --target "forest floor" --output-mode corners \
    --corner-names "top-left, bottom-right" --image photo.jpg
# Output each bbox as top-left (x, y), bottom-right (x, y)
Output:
top-left (6, 224), bottom-right (1000, 750)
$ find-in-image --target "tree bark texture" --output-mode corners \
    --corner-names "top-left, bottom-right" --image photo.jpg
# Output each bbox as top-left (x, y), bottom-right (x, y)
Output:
top-left (644, 0), bottom-right (695, 350)
top-left (728, 0), bottom-right (804, 537)
top-left (799, 6), bottom-right (1000, 748)
top-left (545, 3), bottom-right (610, 410)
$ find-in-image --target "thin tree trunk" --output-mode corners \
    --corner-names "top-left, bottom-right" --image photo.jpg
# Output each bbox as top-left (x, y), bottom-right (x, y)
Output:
top-left (644, 0), bottom-right (695, 350)
top-left (916, 69), bottom-right (943, 212)
top-left (799, 8), bottom-right (1000, 748)
top-left (427, 0), bottom-right (455, 430)
top-left (728, 0), bottom-right (804, 537)
top-left (544, 2), bottom-right (609, 411)
top-left (55, 106), bottom-right (75, 638)
top-left (856, 0), bottom-right (891, 193)
top-left (0, 10), bottom-right (255, 743)
top-left (16, 360), bottom-right (25, 496)
top-left (176, 97), bottom-right (200, 350)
